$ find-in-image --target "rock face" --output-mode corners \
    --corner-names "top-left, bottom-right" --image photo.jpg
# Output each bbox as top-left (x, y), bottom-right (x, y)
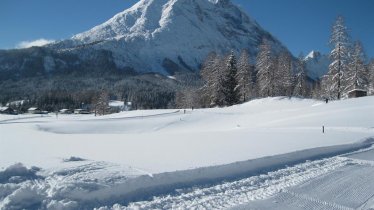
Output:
top-left (0, 0), bottom-right (289, 78)
top-left (304, 51), bottom-right (330, 80)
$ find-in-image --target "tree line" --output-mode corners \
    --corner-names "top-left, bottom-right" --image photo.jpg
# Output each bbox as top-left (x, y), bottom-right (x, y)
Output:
top-left (176, 15), bottom-right (374, 108)
top-left (320, 16), bottom-right (373, 100)
top-left (176, 43), bottom-right (309, 108)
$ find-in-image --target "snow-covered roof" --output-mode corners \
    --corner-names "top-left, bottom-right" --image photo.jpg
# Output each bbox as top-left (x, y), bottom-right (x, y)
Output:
top-left (0, 107), bottom-right (11, 111)
top-left (109, 100), bottom-right (125, 107)
top-left (28, 107), bottom-right (40, 111)
top-left (6, 100), bottom-right (26, 106)
top-left (347, 89), bottom-right (367, 93)
top-left (59, 109), bottom-right (70, 112)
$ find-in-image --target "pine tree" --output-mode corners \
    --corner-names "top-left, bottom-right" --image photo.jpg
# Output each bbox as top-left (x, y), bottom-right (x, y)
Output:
top-left (325, 16), bottom-right (351, 100)
top-left (217, 51), bottom-right (240, 106)
top-left (346, 41), bottom-right (368, 92)
top-left (200, 53), bottom-right (222, 107)
top-left (256, 39), bottom-right (275, 97)
top-left (237, 50), bottom-right (254, 102)
top-left (293, 53), bottom-right (309, 97)
top-left (95, 89), bottom-right (109, 115)
top-left (276, 51), bottom-right (294, 96)
top-left (368, 59), bottom-right (374, 95)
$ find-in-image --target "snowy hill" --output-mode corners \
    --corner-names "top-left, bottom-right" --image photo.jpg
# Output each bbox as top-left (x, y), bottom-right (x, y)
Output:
top-left (1, 96), bottom-right (374, 209)
top-left (52, 0), bottom-right (288, 74)
top-left (304, 50), bottom-right (330, 80)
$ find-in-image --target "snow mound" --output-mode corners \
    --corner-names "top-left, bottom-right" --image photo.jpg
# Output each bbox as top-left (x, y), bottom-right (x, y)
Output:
top-left (0, 163), bottom-right (41, 184)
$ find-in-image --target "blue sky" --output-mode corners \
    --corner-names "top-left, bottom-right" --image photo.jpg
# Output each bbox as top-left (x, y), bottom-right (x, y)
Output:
top-left (1, 0), bottom-right (373, 57)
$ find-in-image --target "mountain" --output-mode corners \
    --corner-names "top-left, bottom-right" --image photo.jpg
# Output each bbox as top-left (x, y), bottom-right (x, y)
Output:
top-left (0, 0), bottom-right (289, 78)
top-left (47, 0), bottom-right (288, 75)
top-left (304, 51), bottom-right (330, 80)
top-left (0, 0), bottom-right (291, 108)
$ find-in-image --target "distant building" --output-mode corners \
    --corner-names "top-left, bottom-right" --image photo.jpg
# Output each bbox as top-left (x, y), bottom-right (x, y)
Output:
top-left (59, 109), bottom-right (72, 114)
top-left (0, 107), bottom-right (17, 115)
top-left (347, 89), bottom-right (367, 98)
top-left (108, 100), bottom-right (132, 113)
top-left (74, 109), bottom-right (90, 114)
top-left (109, 100), bottom-right (125, 113)
top-left (28, 107), bottom-right (42, 114)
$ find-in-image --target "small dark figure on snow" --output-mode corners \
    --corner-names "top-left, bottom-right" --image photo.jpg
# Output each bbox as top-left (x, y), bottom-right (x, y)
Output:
top-left (325, 98), bottom-right (329, 104)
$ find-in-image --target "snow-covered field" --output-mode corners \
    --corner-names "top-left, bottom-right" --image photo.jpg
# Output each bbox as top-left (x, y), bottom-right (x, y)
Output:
top-left (1, 96), bottom-right (374, 209)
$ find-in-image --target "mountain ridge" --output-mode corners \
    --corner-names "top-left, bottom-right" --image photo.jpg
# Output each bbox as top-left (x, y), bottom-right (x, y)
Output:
top-left (304, 50), bottom-right (330, 80)
top-left (0, 0), bottom-right (290, 80)
top-left (49, 0), bottom-right (289, 74)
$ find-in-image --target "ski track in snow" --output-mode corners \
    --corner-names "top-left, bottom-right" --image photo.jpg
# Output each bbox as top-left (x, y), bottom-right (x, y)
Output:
top-left (98, 155), bottom-right (374, 210)
top-left (103, 157), bottom-right (353, 210)
top-left (232, 150), bottom-right (374, 210)
top-left (2, 150), bottom-right (374, 210)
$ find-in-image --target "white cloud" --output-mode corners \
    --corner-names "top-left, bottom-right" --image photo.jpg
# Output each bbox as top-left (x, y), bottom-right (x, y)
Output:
top-left (16, 39), bottom-right (55, 49)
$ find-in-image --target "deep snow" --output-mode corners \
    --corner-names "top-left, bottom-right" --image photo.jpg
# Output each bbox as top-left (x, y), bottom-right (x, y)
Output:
top-left (1, 97), bottom-right (373, 172)
top-left (1, 96), bottom-right (374, 209)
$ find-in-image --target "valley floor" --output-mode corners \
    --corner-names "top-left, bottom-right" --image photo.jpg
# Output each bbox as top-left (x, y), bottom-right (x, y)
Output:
top-left (0, 96), bottom-right (373, 209)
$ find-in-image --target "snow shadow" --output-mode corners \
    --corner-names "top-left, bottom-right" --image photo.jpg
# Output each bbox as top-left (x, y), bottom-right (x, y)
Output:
top-left (0, 163), bottom-right (42, 184)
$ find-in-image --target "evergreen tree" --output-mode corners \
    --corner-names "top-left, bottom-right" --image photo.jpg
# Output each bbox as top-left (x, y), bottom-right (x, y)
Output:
top-left (200, 53), bottom-right (222, 107)
top-left (237, 50), bottom-right (254, 102)
top-left (276, 51), bottom-right (294, 96)
top-left (346, 41), bottom-right (368, 92)
top-left (368, 59), bottom-right (374, 95)
top-left (256, 39), bottom-right (275, 97)
top-left (95, 89), bottom-right (109, 115)
top-left (324, 16), bottom-right (351, 100)
top-left (217, 51), bottom-right (240, 106)
top-left (175, 88), bottom-right (200, 109)
top-left (293, 53), bottom-right (309, 97)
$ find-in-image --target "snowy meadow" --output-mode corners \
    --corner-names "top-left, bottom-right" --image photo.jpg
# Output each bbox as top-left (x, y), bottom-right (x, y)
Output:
top-left (1, 96), bottom-right (374, 209)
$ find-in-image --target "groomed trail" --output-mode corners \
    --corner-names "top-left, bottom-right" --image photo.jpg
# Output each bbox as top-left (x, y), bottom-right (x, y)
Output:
top-left (1, 140), bottom-right (374, 210)
top-left (116, 148), bottom-right (374, 210)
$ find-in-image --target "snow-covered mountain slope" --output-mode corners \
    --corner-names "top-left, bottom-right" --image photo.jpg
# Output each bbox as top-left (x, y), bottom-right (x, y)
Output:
top-left (55, 0), bottom-right (288, 74)
top-left (305, 51), bottom-right (330, 80)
